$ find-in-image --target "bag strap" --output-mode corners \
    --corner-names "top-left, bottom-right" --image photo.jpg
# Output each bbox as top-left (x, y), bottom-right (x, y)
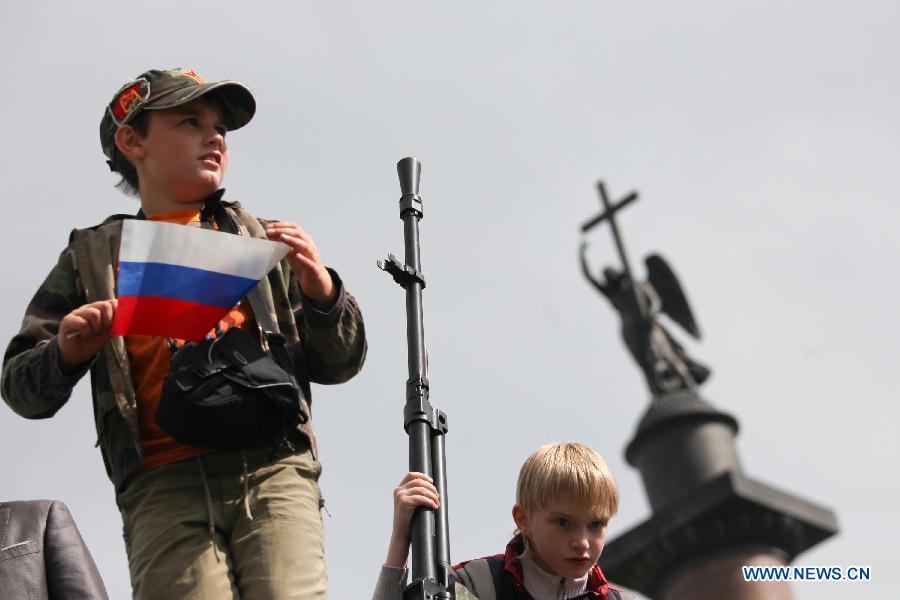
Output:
top-left (485, 558), bottom-right (520, 600)
top-left (456, 560), bottom-right (498, 600)
top-left (204, 196), bottom-right (293, 372)
top-left (456, 557), bottom-right (531, 600)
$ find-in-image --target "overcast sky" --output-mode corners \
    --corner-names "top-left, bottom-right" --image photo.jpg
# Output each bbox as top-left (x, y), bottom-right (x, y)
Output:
top-left (2, 2), bottom-right (898, 599)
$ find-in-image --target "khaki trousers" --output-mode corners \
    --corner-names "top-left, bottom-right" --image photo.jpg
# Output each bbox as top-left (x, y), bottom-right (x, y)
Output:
top-left (116, 446), bottom-right (326, 599)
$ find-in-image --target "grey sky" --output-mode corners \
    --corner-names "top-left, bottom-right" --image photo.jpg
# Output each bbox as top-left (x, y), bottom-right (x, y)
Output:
top-left (1, 2), bottom-right (897, 598)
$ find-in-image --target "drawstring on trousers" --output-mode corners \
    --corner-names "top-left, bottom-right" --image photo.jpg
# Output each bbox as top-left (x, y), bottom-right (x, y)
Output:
top-left (241, 450), bottom-right (254, 521)
top-left (196, 456), bottom-right (221, 563)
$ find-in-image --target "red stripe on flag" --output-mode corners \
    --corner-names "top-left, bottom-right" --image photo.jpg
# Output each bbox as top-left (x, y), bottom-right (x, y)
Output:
top-left (112, 296), bottom-right (233, 341)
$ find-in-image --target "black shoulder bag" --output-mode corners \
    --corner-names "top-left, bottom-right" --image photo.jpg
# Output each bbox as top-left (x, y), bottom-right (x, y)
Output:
top-left (156, 199), bottom-right (307, 449)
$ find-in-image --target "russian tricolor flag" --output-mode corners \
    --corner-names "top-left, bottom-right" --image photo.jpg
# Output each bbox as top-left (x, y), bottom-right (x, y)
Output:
top-left (111, 220), bottom-right (289, 341)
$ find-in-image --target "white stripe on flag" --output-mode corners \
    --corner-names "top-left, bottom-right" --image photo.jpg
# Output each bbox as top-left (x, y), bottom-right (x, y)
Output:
top-left (120, 220), bottom-right (290, 280)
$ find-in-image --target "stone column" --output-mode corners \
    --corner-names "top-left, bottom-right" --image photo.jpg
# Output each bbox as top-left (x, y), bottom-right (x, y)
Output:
top-left (598, 391), bottom-right (838, 599)
top-left (663, 549), bottom-right (793, 600)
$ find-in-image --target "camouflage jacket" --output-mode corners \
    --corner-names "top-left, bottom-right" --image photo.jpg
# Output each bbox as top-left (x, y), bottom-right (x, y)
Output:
top-left (1, 200), bottom-right (367, 490)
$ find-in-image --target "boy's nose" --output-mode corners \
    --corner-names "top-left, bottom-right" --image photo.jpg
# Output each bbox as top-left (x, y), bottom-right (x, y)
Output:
top-left (571, 533), bottom-right (590, 550)
top-left (207, 129), bottom-right (225, 149)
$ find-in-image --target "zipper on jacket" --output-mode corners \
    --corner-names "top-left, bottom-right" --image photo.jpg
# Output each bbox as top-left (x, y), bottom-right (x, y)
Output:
top-left (257, 323), bottom-right (270, 352)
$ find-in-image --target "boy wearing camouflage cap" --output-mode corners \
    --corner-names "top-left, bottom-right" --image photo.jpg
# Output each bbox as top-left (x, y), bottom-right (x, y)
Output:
top-left (1, 68), bottom-right (367, 599)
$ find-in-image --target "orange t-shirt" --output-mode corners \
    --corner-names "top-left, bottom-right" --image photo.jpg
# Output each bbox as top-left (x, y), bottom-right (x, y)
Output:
top-left (125, 209), bottom-right (257, 472)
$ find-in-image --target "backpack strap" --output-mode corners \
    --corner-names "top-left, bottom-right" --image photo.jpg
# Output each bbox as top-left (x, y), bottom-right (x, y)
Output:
top-left (486, 557), bottom-right (523, 600)
top-left (204, 197), bottom-right (285, 359)
top-left (460, 557), bottom-right (520, 600)
top-left (455, 559), bottom-right (498, 600)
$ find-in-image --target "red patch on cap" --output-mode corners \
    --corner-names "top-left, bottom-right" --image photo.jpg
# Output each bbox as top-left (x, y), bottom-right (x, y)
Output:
top-left (112, 80), bottom-right (148, 121)
top-left (181, 69), bottom-right (205, 84)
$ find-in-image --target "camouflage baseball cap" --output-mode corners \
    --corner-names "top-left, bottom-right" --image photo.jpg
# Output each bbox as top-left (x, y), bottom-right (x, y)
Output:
top-left (100, 68), bottom-right (256, 161)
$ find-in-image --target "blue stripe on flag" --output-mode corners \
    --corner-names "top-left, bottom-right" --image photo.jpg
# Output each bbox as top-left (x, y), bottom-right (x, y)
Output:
top-left (118, 261), bottom-right (259, 308)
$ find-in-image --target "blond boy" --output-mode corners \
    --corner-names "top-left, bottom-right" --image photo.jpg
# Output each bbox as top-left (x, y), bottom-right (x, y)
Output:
top-left (373, 442), bottom-right (630, 600)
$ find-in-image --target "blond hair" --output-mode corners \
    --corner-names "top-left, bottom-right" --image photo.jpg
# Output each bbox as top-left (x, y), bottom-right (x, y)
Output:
top-left (516, 442), bottom-right (619, 517)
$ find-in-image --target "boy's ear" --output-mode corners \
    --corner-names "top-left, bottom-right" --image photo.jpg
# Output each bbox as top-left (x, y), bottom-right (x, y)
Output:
top-left (114, 124), bottom-right (146, 162)
top-left (512, 504), bottom-right (530, 535)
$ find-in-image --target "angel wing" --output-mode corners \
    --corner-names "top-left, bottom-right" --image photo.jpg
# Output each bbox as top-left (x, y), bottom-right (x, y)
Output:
top-left (645, 254), bottom-right (701, 339)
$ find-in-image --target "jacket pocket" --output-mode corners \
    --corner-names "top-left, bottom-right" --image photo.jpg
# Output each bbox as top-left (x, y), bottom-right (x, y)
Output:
top-left (0, 540), bottom-right (38, 562)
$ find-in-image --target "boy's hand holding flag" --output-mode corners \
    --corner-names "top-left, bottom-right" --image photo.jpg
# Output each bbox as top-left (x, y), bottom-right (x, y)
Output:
top-left (264, 221), bottom-right (337, 309)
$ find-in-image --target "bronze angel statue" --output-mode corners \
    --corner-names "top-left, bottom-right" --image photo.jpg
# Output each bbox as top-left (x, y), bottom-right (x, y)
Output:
top-left (580, 243), bottom-right (710, 396)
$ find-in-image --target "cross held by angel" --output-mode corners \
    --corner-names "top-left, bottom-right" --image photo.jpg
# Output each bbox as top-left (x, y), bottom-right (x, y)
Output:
top-left (580, 182), bottom-right (710, 396)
